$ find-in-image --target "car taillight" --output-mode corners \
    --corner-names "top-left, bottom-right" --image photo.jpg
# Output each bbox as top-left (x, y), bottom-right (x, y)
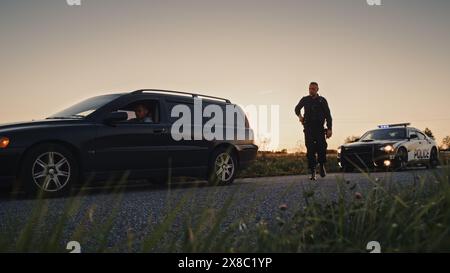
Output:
top-left (0, 137), bottom-right (10, 148)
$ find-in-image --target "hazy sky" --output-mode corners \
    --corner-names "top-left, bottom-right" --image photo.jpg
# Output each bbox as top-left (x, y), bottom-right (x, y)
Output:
top-left (1, 0), bottom-right (449, 150)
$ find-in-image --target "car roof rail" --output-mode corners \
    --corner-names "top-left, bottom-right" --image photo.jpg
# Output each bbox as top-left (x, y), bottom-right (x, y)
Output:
top-left (131, 89), bottom-right (231, 103)
top-left (378, 123), bottom-right (411, 129)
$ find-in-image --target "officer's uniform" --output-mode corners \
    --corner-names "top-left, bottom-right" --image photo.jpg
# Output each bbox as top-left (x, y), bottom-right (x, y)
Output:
top-left (294, 95), bottom-right (333, 171)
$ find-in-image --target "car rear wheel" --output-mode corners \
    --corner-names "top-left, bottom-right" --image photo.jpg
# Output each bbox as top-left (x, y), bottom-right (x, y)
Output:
top-left (20, 143), bottom-right (78, 197)
top-left (208, 148), bottom-right (237, 186)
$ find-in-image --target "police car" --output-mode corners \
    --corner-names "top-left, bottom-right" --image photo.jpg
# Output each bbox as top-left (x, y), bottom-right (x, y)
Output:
top-left (337, 123), bottom-right (439, 172)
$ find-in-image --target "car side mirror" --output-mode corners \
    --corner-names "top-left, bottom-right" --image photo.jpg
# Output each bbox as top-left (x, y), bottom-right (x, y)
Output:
top-left (104, 111), bottom-right (128, 125)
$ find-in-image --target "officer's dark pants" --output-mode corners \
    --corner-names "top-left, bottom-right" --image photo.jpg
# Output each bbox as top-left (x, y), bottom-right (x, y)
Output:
top-left (304, 125), bottom-right (328, 170)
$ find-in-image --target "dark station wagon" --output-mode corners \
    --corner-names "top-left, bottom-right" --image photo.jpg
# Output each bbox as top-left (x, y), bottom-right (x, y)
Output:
top-left (0, 89), bottom-right (258, 196)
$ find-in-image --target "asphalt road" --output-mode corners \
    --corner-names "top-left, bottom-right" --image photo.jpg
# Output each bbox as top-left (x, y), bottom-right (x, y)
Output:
top-left (0, 168), bottom-right (440, 252)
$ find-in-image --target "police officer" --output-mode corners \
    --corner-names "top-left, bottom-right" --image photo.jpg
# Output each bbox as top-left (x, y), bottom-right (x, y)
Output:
top-left (294, 82), bottom-right (333, 180)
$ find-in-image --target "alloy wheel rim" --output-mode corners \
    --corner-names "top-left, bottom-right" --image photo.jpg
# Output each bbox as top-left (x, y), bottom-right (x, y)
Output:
top-left (32, 152), bottom-right (71, 192)
top-left (215, 153), bottom-right (235, 182)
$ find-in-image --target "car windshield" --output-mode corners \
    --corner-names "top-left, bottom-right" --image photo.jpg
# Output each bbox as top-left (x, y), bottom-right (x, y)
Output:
top-left (48, 94), bottom-right (121, 119)
top-left (360, 128), bottom-right (406, 141)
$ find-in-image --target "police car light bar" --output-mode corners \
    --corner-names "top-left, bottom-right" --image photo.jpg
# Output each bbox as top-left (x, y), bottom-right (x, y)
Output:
top-left (378, 123), bottom-right (411, 129)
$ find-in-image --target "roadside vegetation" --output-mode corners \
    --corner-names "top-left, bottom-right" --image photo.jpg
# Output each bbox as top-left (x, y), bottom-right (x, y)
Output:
top-left (238, 152), bottom-right (340, 178)
top-left (238, 150), bottom-right (450, 178)
top-left (0, 162), bottom-right (449, 253)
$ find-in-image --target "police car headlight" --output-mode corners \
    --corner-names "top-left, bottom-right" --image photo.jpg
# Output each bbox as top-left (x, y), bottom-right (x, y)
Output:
top-left (381, 145), bottom-right (394, 153)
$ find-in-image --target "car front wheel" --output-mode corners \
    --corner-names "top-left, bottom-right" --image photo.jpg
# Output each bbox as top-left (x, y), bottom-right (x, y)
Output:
top-left (20, 143), bottom-right (78, 197)
top-left (394, 147), bottom-right (408, 171)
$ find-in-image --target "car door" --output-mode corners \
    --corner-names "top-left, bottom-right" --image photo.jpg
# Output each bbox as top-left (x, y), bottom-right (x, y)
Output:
top-left (406, 129), bottom-right (421, 163)
top-left (415, 132), bottom-right (431, 162)
top-left (407, 129), bottom-right (430, 163)
top-left (92, 98), bottom-right (171, 176)
top-left (164, 98), bottom-right (210, 171)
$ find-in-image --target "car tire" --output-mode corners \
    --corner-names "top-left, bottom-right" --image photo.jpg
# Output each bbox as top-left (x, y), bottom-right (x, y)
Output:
top-left (208, 147), bottom-right (237, 186)
top-left (19, 143), bottom-right (78, 197)
top-left (394, 147), bottom-right (408, 171)
top-left (428, 147), bottom-right (439, 169)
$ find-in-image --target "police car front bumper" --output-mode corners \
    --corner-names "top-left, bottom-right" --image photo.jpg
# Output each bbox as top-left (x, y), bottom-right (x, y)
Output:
top-left (338, 149), bottom-right (397, 169)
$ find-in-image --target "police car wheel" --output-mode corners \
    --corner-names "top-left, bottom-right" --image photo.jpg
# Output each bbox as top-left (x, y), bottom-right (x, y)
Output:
top-left (395, 147), bottom-right (408, 171)
top-left (428, 148), bottom-right (439, 169)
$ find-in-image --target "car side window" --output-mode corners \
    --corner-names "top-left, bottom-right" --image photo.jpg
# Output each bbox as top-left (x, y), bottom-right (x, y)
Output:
top-left (114, 99), bottom-right (160, 124)
top-left (410, 130), bottom-right (424, 140)
top-left (417, 132), bottom-right (426, 140)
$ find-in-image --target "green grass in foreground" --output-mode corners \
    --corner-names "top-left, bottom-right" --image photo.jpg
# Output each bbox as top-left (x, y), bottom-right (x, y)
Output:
top-left (0, 165), bottom-right (449, 253)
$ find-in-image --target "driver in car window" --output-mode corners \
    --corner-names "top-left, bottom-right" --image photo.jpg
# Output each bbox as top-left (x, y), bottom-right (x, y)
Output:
top-left (129, 104), bottom-right (153, 123)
